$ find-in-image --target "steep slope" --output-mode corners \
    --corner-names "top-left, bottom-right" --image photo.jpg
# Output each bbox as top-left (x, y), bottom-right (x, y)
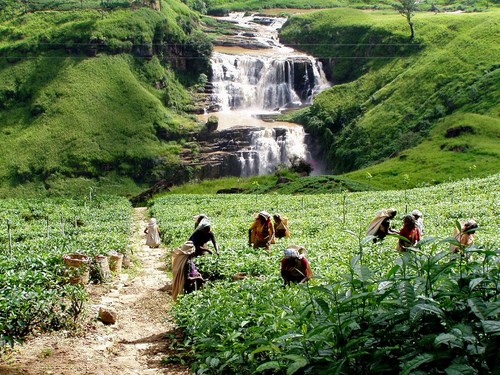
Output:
top-left (280, 8), bottom-right (499, 188)
top-left (0, 1), bottom-right (211, 197)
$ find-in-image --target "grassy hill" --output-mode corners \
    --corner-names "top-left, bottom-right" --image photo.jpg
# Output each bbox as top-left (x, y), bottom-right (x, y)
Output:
top-left (0, 1), bottom-right (498, 197)
top-left (279, 7), bottom-right (499, 189)
top-left (346, 112), bottom-right (500, 189)
top-left (0, 0), bottom-right (211, 198)
top-left (164, 171), bottom-right (377, 195)
top-left (202, 0), bottom-right (493, 14)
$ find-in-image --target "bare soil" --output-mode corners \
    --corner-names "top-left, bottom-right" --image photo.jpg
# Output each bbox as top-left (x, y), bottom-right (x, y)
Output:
top-left (0, 207), bottom-right (190, 375)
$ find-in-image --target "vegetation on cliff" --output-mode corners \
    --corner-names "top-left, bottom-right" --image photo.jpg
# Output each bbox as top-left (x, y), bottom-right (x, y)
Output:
top-left (279, 7), bottom-right (499, 188)
top-left (0, 0), bottom-right (212, 198)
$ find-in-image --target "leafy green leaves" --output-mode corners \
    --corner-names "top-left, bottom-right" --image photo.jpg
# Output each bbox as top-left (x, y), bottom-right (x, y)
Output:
top-left (164, 177), bottom-right (499, 374)
top-left (0, 195), bottom-right (132, 349)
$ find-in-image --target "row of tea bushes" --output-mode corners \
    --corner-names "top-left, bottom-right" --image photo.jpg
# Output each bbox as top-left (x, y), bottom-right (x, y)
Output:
top-left (0, 195), bottom-right (132, 349)
top-left (148, 175), bottom-right (499, 374)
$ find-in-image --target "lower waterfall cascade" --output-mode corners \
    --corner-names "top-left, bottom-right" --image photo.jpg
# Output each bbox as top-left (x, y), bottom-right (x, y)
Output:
top-left (238, 127), bottom-right (309, 177)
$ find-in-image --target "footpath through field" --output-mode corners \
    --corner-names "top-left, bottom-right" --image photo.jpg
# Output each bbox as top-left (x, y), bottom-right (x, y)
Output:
top-left (0, 207), bottom-right (189, 375)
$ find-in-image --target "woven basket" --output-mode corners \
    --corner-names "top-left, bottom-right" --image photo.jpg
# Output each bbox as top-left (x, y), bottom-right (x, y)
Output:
top-left (94, 254), bottom-right (111, 282)
top-left (63, 253), bottom-right (90, 285)
top-left (122, 254), bottom-right (131, 269)
top-left (108, 251), bottom-right (124, 273)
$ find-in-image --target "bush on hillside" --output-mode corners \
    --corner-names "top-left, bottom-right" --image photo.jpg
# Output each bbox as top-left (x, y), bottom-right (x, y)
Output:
top-left (280, 9), bottom-right (499, 175)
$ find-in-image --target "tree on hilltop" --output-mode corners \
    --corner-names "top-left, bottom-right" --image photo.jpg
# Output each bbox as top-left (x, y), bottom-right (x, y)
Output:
top-left (393, 0), bottom-right (420, 40)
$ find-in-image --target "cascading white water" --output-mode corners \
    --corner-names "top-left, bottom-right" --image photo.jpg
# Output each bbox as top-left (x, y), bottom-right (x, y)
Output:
top-left (207, 12), bottom-right (330, 177)
top-left (211, 53), bottom-right (320, 110)
top-left (238, 127), bottom-right (309, 177)
top-left (211, 53), bottom-right (329, 111)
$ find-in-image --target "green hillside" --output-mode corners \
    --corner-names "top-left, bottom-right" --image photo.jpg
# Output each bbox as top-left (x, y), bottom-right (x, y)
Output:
top-left (202, 0), bottom-right (493, 14)
top-left (0, 1), bottom-right (498, 197)
top-left (346, 113), bottom-right (500, 189)
top-left (280, 8), bottom-right (500, 188)
top-left (0, 0), bottom-right (211, 198)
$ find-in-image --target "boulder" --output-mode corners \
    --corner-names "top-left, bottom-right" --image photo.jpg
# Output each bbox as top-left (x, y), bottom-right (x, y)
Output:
top-left (277, 177), bottom-right (293, 184)
top-left (98, 306), bottom-right (117, 325)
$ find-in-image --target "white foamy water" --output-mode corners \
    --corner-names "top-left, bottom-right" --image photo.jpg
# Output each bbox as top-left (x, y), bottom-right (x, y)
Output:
top-left (205, 12), bottom-right (330, 176)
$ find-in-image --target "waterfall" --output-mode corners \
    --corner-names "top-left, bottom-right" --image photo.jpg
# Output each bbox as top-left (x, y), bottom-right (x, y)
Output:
top-left (238, 127), bottom-right (309, 177)
top-left (203, 12), bottom-right (330, 178)
top-left (210, 53), bottom-right (329, 111)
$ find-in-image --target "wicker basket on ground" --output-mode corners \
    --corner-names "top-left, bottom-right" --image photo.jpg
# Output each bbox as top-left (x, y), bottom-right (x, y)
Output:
top-left (62, 253), bottom-right (91, 285)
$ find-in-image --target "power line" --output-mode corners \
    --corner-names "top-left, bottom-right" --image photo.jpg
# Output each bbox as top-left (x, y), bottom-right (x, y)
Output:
top-left (0, 55), bottom-right (411, 60)
top-left (2, 42), bottom-right (425, 47)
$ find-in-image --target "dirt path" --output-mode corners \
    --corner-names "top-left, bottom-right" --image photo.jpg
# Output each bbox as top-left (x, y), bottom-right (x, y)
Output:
top-left (1, 207), bottom-right (190, 375)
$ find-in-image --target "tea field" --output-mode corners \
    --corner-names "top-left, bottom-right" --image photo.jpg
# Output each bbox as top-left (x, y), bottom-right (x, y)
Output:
top-left (1, 176), bottom-right (498, 374)
top-left (0, 195), bottom-right (132, 348)
top-left (149, 174), bottom-right (500, 374)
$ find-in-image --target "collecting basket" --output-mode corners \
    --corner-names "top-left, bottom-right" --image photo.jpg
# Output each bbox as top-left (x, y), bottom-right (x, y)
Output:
top-left (94, 254), bottom-right (111, 282)
top-left (108, 251), bottom-right (123, 273)
top-left (63, 253), bottom-right (90, 285)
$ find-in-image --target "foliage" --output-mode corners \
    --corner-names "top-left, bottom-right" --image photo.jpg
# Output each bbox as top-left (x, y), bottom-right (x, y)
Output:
top-left (202, 0), bottom-right (495, 15)
top-left (289, 156), bottom-right (313, 176)
top-left (280, 8), bottom-right (500, 187)
top-left (148, 175), bottom-right (500, 374)
top-left (0, 195), bottom-right (132, 349)
top-left (0, 0), bottom-right (209, 197)
top-left (392, 0), bottom-right (420, 39)
top-left (164, 171), bottom-right (375, 194)
top-left (345, 112), bottom-right (500, 189)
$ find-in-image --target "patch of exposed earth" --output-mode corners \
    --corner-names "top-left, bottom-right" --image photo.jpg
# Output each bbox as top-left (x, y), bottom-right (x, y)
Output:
top-left (0, 207), bottom-right (189, 375)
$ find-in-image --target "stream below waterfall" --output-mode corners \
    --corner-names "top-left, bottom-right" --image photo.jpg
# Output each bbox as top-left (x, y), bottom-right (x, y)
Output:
top-left (198, 12), bottom-right (330, 177)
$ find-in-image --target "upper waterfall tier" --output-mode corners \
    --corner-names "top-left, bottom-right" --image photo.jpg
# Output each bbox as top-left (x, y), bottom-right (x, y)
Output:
top-left (210, 53), bottom-right (329, 111)
top-left (191, 12), bottom-right (330, 178)
top-left (207, 12), bottom-right (330, 113)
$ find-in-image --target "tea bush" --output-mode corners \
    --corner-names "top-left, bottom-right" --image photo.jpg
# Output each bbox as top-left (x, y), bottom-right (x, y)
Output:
top-left (0, 194), bottom-right (132, 349)
top-left (149, 175), bottom-right (499, 374)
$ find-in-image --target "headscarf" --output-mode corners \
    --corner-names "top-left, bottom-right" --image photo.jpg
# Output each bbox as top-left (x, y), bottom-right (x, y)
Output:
top-left (257, 211), bottom-right (271, 220)
top-left (463, 219), bottom-right (477, 231)
top-left (195, 217), bottom-right (211, 232)
top-left (284, 248), bottom-right (300, 258)
top-left (283, 245), bottom-right (306, 258)
top-left (193, 214), bottom-right (208, 222)
top-left (411, 210), bottom-right (422, 218)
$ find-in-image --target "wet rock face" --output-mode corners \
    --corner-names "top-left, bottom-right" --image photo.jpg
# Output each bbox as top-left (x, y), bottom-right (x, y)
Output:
top-left (186, 127), bottom-right (256, 179)
top-left (292, 59), bottom-right (316, 102)
top-left (183, 125), bottom-right (317, 180)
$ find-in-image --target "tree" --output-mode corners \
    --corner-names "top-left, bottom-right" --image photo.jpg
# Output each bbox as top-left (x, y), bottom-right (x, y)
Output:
top-left (393, 0), bottom-right (420, 40)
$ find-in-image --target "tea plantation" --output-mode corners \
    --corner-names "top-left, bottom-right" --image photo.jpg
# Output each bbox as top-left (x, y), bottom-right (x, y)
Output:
top-left (1, 175), bottom-right (498, 374)
top-left (151, 174), bottom-right (499, 374)
top-left (0, 195), bottom-right (132, 348)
